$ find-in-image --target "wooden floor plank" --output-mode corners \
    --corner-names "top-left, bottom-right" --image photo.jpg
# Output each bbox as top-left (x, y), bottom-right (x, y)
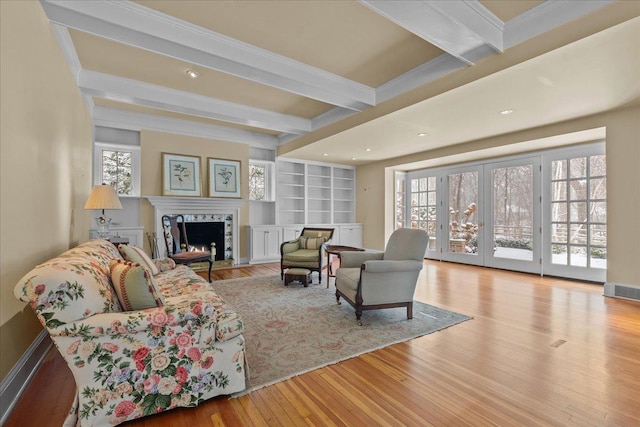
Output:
top-left (5, 260), bottom-right (640, 426)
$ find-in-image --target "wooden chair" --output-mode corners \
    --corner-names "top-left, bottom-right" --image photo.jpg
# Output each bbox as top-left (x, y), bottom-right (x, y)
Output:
top-left (162, 214), bottom-right (213, 282)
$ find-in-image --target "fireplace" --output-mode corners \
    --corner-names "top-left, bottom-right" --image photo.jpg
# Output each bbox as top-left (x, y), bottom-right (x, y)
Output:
top-left (146, 196), bottom-right (244, 264)
top-left (183, 222), bottom-right (225, 261)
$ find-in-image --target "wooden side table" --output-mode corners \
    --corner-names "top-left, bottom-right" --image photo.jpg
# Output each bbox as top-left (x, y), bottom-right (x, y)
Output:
top-left (325, 245), bottom-right (364, 287)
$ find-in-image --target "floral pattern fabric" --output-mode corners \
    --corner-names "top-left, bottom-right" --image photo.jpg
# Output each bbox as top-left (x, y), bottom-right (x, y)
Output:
top-left (14, 239), bottom-right (246, 426)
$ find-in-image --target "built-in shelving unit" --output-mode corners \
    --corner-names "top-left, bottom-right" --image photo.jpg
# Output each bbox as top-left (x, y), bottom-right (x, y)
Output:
top-left (277, 160), bottom-right (306, 224)
top-left (277, 159), bottom-right (355, 225)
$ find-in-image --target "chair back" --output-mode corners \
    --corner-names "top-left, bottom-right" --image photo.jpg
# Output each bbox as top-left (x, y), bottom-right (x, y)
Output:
top-left (162, 214), bottom-right (189, 256)
top-left (301, 227), bottom-right (334, 242)
top-left (383, 228), bottom-right (429, 261)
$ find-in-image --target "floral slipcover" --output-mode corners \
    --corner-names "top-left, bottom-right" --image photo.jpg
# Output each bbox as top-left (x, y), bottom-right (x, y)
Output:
top-left (14, 240), bottom-right (246, 426)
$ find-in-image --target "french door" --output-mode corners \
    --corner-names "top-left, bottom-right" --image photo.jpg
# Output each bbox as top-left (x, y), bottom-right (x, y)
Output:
top-left (403, 143), bottom-right (605, 280)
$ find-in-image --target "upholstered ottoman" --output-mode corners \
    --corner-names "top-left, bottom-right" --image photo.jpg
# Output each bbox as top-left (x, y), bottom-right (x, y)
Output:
top-left (284, 268), bottom-right (312, 287)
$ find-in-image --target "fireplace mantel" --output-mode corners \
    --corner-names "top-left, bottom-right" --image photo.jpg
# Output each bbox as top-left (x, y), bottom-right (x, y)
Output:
top-left (145, 196), bottom-right (245, 261)
top-left (145, 196), bottom-right (245, 210)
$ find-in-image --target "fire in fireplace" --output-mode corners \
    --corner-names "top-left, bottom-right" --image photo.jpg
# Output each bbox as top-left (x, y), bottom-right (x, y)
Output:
top-left (183, 222), bottom-right (225, 261)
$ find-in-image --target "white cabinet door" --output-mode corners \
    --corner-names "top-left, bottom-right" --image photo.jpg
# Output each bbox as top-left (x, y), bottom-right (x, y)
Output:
top-left (250, 226), bottom-right (283, 263)
top-left (338, 225), bottom-right (363, 248)
top-left (282, 226), bottom-right (303, 243)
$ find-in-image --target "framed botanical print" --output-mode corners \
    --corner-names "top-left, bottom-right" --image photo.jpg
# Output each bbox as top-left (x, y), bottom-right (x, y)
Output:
top-left (162, 153), bottom-right (201, 197)
top-left (208, 158), bottom-right (241, 198)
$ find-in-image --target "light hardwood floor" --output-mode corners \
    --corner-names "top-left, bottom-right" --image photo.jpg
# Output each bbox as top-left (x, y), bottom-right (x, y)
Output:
top-left (5, 261), bottom-right (640, 426)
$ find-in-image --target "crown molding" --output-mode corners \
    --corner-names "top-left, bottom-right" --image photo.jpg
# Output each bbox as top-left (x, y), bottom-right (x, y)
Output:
top-left (40, 0), bottom-right (375, 110)
top-left (79, 70), bottom-right (311, 134)
top-left (92, 106), bottom-right (278, 149)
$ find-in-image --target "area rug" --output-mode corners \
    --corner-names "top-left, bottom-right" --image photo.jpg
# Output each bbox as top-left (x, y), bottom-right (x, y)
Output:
top-left (212, 275), bottom-right (471, 395)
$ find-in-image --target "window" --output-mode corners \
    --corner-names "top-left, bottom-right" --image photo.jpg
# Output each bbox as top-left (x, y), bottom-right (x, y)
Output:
top-left (394, 171), bottom-right (406, 230)
top-left (249, 160), bottom-right (275, 201)
top-left (94, 142), bottom-right (140, 197)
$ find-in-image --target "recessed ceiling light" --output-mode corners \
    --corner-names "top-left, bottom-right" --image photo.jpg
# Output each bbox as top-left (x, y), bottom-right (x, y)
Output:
top-left (500, 109), bottom-right (513, 115)
top-left (418, 132), bottom-right (427, 137)
top-left (351, 157), bottom-right (357, 161)
top-left (365, 148), bottom-right (371, 152)
top-left (322, 153), bottom-right (328, 156)
top-left (186, 69), bottom-right (199, 79)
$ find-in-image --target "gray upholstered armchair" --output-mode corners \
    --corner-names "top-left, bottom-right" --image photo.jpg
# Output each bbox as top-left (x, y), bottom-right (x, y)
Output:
top-left (280, 227), bottom-right (334, 284)
top-left (335, 228), bottom-right (429, 325)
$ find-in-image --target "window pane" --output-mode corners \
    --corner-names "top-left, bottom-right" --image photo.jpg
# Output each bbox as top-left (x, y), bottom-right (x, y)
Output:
top-left (428, 191), bottom-right (436, 205)
top-left (590, 155), bottom-right (606, 177)
top-left (590, 248), bottom-right (607, 269)
top-left (569, 157), bottom-right (587, 178)
top-left (419, 178), bottom-right (428, 192)
top-left (249, 164), bottom-right (265, 200)
top-left (551, 224), bottom-right (567, 244)
top-left (570, 246), bottom-right (587, 267)
top-left (411, 179), bottom-right (419, 192)
top-left (569, 202), bottom-right (587, 222)
top-left (419, 192), bottom-right (427, 206)
top-left (102, 150), bottom-right (132, 195)
top-left (569, 180), bottom-right (587, 200)
top-left (428, 176), bottom-right (436, 190)
top-left (551, 202), bottom-right (567, 222)
top-left (590, 201), bottom-right (606, 223)
top-left (590, 178), bottom-right (606, 200)
top-left (590, 224), bottom-right (607, 246)
top-left (551, 182), bottom-right (566, 201)
top-left (552, 245), bottom-right (568, 265)
top-left (569, 224), bottom-right (587, 245)
top-left (552, 160), bottom-right (566, 180)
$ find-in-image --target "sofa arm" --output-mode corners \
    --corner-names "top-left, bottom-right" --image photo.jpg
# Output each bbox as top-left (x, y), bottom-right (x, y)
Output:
top-left (153, 257), bottom-right (176, 272)
top-left (339, 251), bottom-right (384, 268)
top-left (362, 259), bottom-right (424, 273)
top-left (48, 293), bottom-right (242, 342)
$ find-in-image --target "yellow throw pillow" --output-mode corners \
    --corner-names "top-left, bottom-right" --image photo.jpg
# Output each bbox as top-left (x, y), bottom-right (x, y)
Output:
top-left (118, 245), bottom-right (159, 276)
top-left (109, 259), bottom-right (165, 311)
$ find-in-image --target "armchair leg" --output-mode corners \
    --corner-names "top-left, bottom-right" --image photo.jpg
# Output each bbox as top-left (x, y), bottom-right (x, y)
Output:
top-left (207, 260), bottom-right (213, 283)
top-left (355, 311), bottom-right (363, 326)
top-left (407, 302), bottom-right (413, 319)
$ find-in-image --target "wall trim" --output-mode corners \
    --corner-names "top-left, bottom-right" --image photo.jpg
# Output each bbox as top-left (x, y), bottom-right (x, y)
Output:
top-left (0, 330), bottom-right (52, 424)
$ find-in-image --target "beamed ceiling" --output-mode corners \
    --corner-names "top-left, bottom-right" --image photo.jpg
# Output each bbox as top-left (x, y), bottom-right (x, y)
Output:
top-left (41, 0), bottom-right (640, 167)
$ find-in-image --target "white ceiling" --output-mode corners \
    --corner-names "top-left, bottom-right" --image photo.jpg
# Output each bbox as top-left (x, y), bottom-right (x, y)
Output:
top-left (39, 0), bottom-right (640, 166)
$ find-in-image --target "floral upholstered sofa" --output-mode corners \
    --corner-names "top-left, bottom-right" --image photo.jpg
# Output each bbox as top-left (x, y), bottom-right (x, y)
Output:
top-left (14, 239), bottom-right (245, 426)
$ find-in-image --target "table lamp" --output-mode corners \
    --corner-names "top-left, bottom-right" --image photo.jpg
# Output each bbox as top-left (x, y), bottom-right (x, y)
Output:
top-left (84, 184), bottom-right (123, 239)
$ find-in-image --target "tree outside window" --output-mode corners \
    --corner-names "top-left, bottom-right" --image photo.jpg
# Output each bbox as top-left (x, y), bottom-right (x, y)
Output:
top-left (249, 163), bottom-right (266, 200)
top-left (102, 150), bottom-right (132, 195)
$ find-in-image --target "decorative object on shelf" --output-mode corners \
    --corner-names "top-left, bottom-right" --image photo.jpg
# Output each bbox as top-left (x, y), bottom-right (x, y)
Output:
top-left (208, 157), bottom-right (241, 198)
top-left (162, 152), bottom-right (201, 197)
top-left (84, 183), bottom-right (123, 239)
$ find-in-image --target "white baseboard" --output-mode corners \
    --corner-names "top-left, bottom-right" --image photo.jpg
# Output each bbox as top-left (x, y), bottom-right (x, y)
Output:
top-left (0, 330), bottom-right (53, 424)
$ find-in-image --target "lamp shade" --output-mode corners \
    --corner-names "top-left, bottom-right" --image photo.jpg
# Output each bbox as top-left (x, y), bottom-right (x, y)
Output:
top-left (84, 184), bottom-right (123, 211)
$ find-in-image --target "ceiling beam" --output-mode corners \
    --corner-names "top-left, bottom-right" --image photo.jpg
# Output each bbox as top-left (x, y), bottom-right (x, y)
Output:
top-left (79, 70), bottom-right (311, 135)
top-left (93, 106), bottom-right (279, 149)
top-left (40, 0), bottom-right (376, 110)
top-left (359, 0), bottom-right (503, 65)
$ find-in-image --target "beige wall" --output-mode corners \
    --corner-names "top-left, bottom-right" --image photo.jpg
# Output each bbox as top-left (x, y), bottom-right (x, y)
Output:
top-left (0, 1), bottom-right (93, 380)
top-left (139, 131), bottom-right (250, 259)
top-left (356, 104), bottom-right (640, 287)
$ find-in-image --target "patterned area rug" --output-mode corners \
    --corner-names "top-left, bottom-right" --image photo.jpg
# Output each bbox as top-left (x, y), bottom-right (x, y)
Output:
top-left (212, 275), bottom-right (471, 395)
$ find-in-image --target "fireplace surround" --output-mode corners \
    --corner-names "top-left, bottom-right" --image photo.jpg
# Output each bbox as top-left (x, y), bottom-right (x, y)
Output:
top-left (146, 196), bottom-right (244, 263)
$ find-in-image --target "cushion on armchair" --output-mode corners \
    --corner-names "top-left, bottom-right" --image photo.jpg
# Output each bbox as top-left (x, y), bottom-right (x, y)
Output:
top-left (118, 245), bottom-right (160, 275)
top-left (109, 259), bottom-right (165, 310)
top-left (299, 236), bottom-right (326, 249)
